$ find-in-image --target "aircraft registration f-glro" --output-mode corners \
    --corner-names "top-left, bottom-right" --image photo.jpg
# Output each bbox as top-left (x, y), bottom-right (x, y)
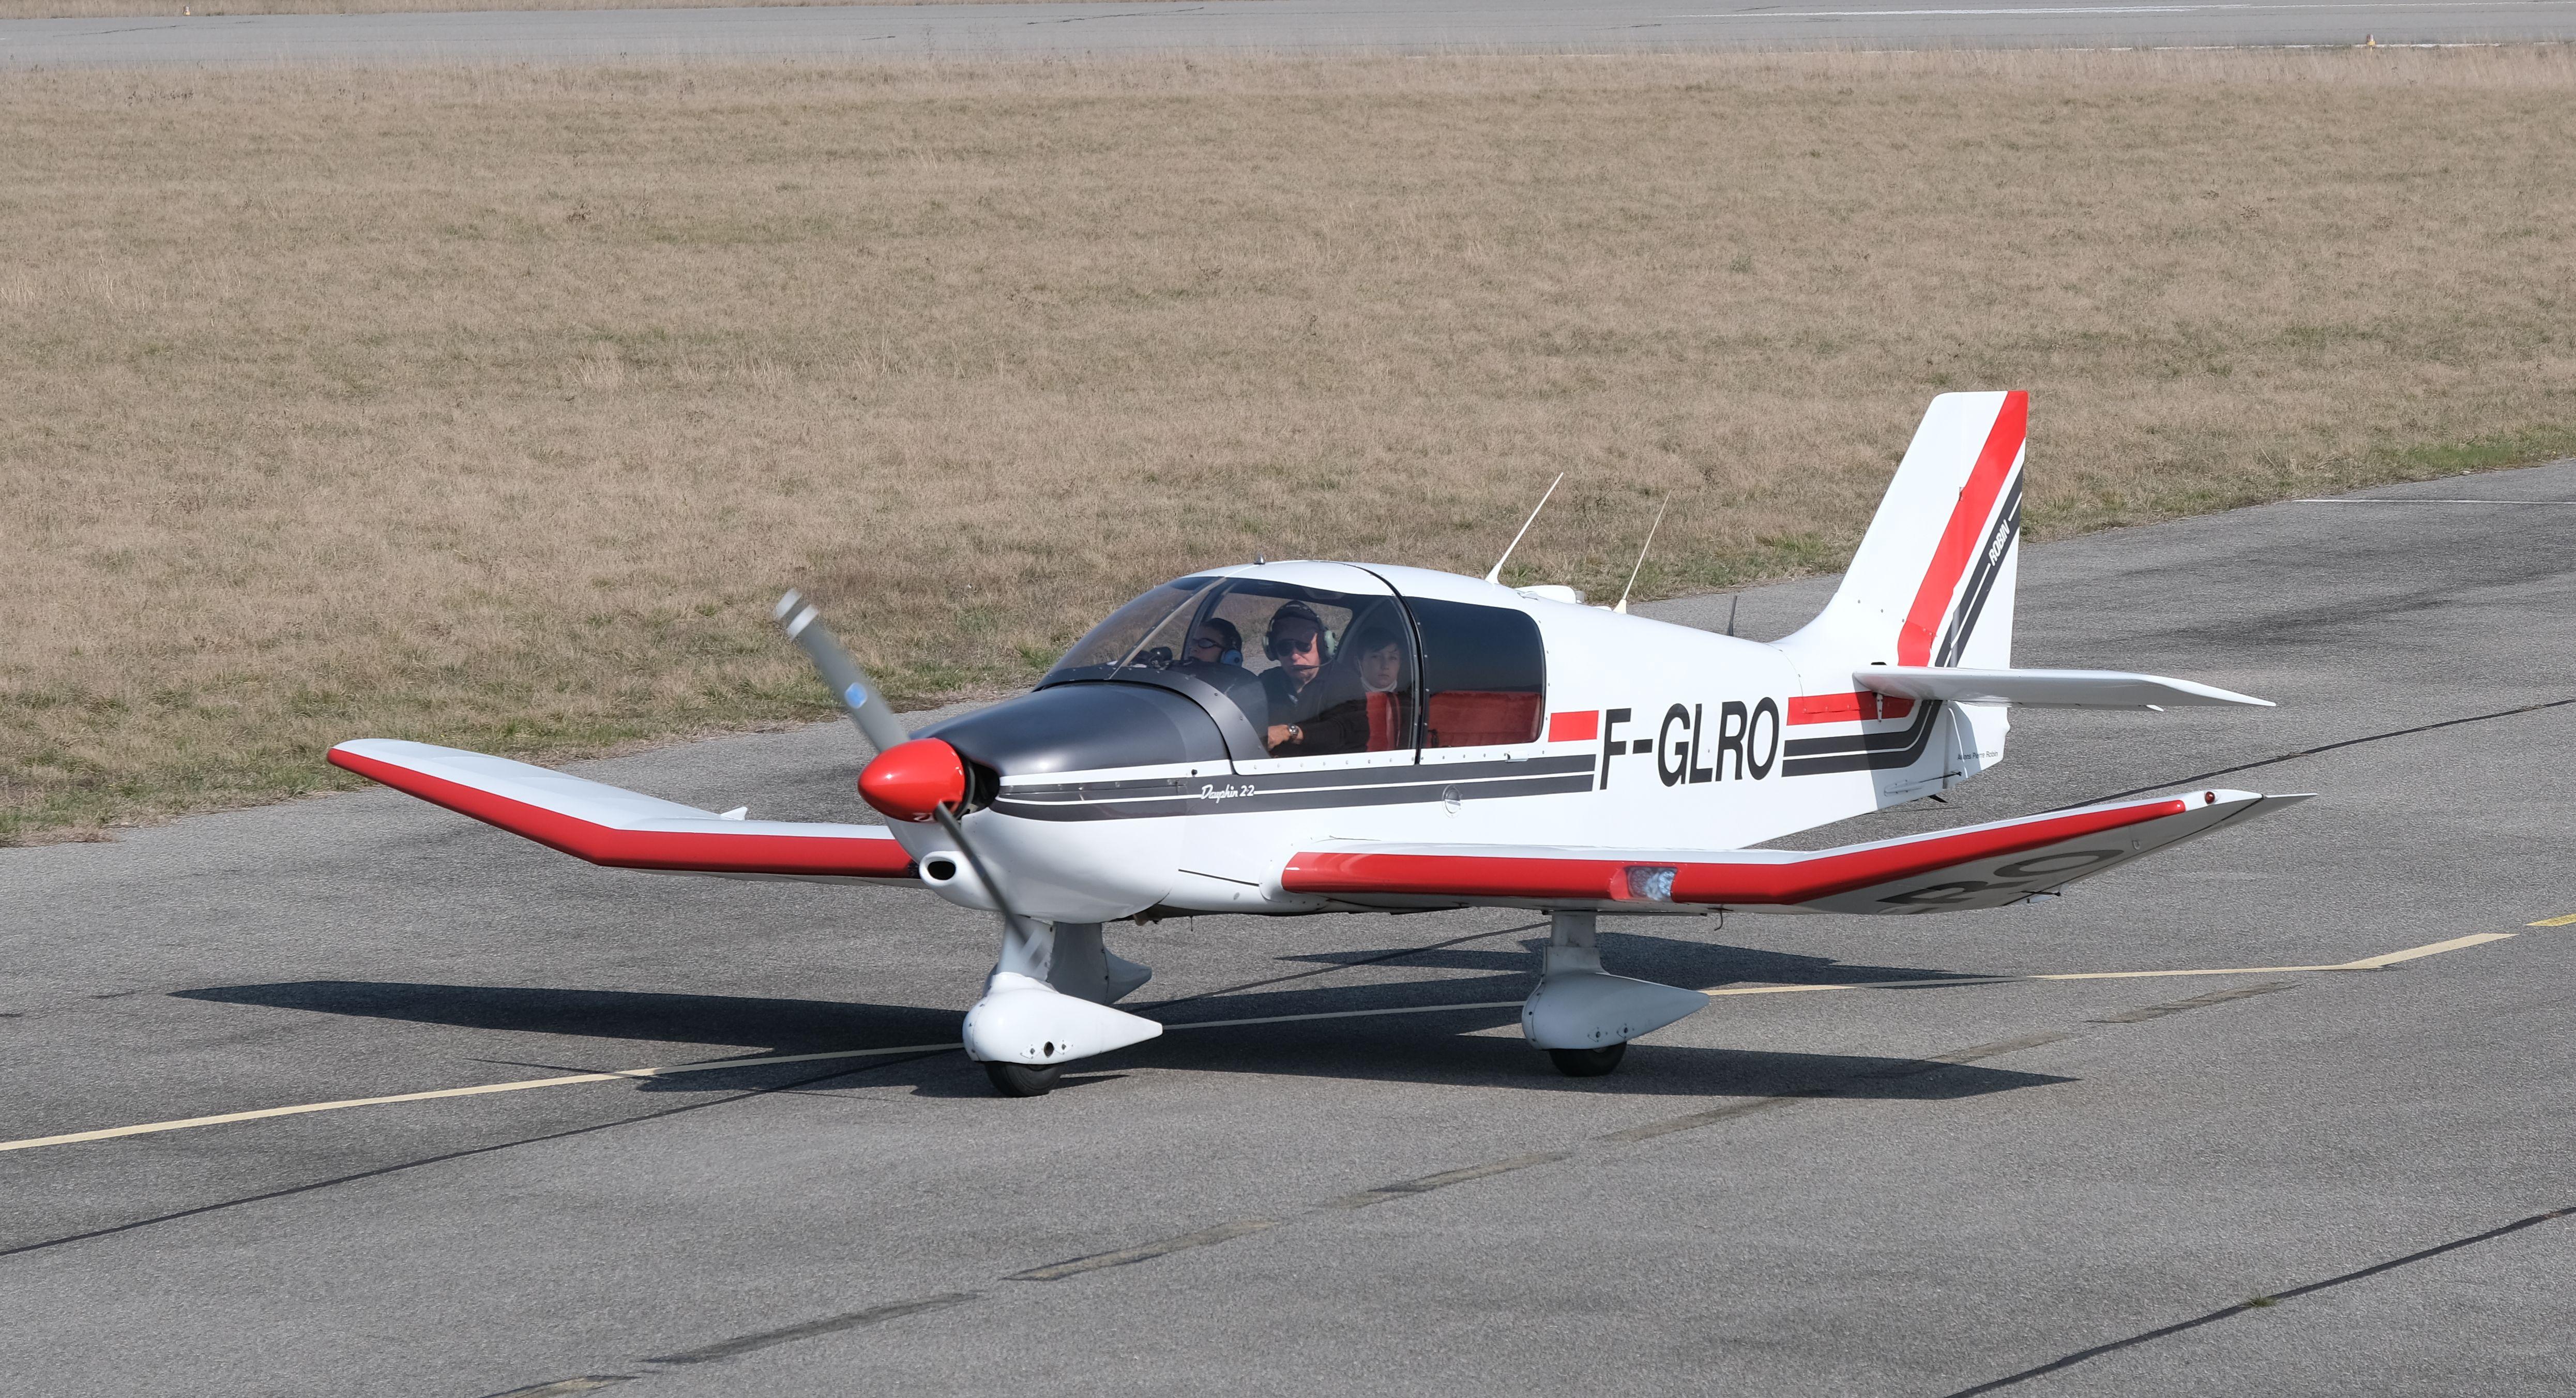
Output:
top-left (331, 392), bottom-right (2307, 1096)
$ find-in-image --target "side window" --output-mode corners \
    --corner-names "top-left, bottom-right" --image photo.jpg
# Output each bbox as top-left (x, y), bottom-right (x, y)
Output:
top-left (1200, 583), bottom-right (1417, 760)
top-left (1412, 599), bottom-right (1544, 749)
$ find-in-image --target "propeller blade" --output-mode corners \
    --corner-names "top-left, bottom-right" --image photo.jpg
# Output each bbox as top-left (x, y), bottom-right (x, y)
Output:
top-left (775, 590), bottom-right (911, 754)
top-left (775, 592), bottom-right (1048, 977)
top-left (932, 802), bottom-right (1051, 976)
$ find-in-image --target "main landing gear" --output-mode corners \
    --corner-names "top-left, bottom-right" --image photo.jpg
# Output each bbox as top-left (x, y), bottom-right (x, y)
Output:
top-left (962, 920), bottom-right (1159, 1098)
top-left (1520, 910), bottom-right (1707, 1078)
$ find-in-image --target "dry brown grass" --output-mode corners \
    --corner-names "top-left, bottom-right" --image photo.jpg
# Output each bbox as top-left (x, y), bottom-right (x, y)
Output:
top-left (5, 49), bottom-right (2574, 841)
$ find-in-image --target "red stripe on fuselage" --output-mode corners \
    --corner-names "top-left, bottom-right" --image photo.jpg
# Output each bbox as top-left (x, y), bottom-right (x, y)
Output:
top-left (1897, 391), bottom-right (2026, 667)
top-left (1786, 692), bottom-right (1916, 725)
top-left (1547, 710), bottom-right (1601, 743)
top-left (328, 748), bottom-right (918, 879)
top-left (1280, 797), bottom-right (2185, 906)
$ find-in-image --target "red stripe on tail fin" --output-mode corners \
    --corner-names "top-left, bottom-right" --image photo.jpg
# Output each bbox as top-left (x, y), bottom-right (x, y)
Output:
top-left (1897, 391), bottom-right (2026, 667)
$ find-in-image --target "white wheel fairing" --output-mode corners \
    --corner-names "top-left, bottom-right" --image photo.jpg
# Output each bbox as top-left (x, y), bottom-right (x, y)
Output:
top-left (962, 972), bottom-right (1163, 1065)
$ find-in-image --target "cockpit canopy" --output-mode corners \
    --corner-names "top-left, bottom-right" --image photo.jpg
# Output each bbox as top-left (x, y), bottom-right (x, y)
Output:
top-left (1042, 572), bottom-right (1547, 762)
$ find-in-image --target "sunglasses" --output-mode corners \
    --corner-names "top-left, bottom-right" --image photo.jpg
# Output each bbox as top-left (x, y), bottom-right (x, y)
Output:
top-left (1189, 636), bottom-right (1225, 652)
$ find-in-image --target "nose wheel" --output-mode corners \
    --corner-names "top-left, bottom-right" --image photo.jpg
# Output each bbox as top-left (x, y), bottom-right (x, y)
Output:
top-left (1547, 1043), bottom-right (1627, 1077)
top-left (983, 1060), bottom-right (1065, 1097)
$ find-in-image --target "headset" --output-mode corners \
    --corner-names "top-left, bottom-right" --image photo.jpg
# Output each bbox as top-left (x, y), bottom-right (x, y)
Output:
top-left (1194, 615), bottom-right (1246, 669)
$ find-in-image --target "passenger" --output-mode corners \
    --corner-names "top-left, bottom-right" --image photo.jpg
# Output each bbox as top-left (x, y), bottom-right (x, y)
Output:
top-left (1261, 602), bottom-right (1362, 756)
top-left (1329, 624), bottom-right (1410, 751)
top-left (1180, 618), bottom-right (1246, 673)
top-left (1175, 615), bottom-right (1268, 731)
top-left (1350, 626), bottom-right (1406, 697)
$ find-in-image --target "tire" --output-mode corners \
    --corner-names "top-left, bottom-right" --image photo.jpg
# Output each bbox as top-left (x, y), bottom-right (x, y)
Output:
top-left (983, 1060), bottom-right (1064, 1098)
top-left (1547, 1042), bottom-right (1627, 1077)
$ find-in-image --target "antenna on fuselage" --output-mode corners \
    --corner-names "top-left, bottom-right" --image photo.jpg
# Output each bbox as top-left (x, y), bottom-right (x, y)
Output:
top-left (1612, 498), bottom-right (1669, 615)
top-left (1483, 473), bottom-right (1565, 586)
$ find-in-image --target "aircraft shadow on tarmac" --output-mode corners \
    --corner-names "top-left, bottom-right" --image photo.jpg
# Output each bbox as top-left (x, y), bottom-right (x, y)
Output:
top-left (175, 930), bottom-right (2062, 1100)
top-left (1270, 927), bottom-right (1988, 989)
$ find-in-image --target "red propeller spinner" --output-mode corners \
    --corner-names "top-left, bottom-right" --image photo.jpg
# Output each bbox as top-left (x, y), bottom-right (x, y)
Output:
top-left (859, 738), bottom-right (969, 823)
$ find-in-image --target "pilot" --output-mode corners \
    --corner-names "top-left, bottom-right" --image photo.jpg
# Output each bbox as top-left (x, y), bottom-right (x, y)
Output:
top-left (1263, 603), bottom-right (1365, 756)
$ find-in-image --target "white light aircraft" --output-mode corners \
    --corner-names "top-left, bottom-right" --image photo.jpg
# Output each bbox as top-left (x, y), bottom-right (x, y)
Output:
top-left (332, 392), bottom-right (2306, 1096)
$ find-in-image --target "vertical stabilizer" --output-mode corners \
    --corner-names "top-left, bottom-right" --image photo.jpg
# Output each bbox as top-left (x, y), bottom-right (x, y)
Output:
top-left (1775, 390), bottom-right (2026, 672)
top-left (1770, 392), bottom-right (2027, 812)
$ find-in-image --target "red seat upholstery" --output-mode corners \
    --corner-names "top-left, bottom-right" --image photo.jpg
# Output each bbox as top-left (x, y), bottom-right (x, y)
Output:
top-left (1426, 691), bottom-right (1541, 748)
top-left (1365, 691), bottom-right (1409, 752)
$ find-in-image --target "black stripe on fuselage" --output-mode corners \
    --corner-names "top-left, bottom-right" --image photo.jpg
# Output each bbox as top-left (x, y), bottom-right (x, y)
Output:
top-left (1780, 469), bottom-right (2014, 778)
top-left (992, 754), bottom-right (1598, 822)
top-left (1934, 474), bottom-right (2023, 668)
top-left (1779, 699), bottom-right (1946, 777)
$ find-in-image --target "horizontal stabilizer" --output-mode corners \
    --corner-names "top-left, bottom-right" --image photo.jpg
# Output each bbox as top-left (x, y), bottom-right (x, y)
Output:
top-left (1282, 789), bottom-right (2310, 914)
top-left (328, 739), bottom-right (918, 882)
top-left (1856, 666), bottom-right (2272, 710)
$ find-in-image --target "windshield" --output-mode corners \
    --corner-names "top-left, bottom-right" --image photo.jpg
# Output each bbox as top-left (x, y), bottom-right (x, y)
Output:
top-left (1042, 577), bottom-right (1220, 679)
top-left (1043, 576), bottom-right (1420, 759)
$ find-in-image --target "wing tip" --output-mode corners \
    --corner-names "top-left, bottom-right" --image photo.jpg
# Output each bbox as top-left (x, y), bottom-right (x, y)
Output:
top-left (325, 740), bottom-right (379, 773)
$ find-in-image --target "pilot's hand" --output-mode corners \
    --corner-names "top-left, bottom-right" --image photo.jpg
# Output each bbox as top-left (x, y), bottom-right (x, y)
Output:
top-left (1266, 723), bottom-right (1304, 750)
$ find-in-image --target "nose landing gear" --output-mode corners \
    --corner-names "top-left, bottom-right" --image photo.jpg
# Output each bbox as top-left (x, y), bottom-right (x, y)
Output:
top-left (984, 1060), bottom-right (1066, 1097)
top-left (962, 920), bottom-right (1161, 1097)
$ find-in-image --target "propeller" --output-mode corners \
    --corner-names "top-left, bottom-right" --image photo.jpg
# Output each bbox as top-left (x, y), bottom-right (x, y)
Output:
top-left (775, 589), bottom-right (910, 754)
top-left (773, 591), bottom-right (1051, 977)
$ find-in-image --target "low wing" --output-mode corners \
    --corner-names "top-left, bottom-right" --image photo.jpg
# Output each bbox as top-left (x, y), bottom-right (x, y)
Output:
top-left (1281, 789), bottom-right (2309, 914)
top-left (328, 739), bottom-right (919, 883)
top-left (1856, 666), bottom-right (2272, 709)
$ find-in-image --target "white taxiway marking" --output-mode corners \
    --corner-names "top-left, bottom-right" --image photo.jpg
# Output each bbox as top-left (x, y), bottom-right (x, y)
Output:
top-left (1678, 1), bottom-right (2562, 16)
top-left (2293, 498), bottom-right (2576, 505)
top-left (0, 932), bottom-right (2511, 1155)
top-left (1679, 0), bottom-right (2566, 13)
top-left (1689, 5), bottom-right (2241, 15)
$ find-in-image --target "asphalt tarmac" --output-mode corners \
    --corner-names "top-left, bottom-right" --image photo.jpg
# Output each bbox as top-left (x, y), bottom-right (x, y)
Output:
top-left (5, 462), bottom-right (2574, 1397)
top-left (9, 0), bottom-right (2576, 67)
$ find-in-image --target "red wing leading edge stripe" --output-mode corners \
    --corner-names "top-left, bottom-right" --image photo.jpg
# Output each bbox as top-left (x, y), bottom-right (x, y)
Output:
top-left (1280, 796), bottom-right (2187, 905)
top-left (327, 749), bottom-right (918, 879)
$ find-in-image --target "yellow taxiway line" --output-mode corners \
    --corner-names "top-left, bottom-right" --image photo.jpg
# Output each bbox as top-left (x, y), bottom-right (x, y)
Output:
top-left (1698, 929), bottom-right (2519, 996)
top-left (0, 929), bottom-right (2523, 1156)
top-left (0, 1042), bottom-right (966, 1154)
